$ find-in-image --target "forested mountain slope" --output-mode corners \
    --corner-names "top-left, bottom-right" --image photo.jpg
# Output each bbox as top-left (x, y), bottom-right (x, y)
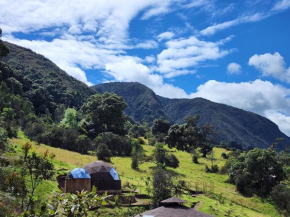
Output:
top-left (93, 82), bottom-right (290, 149)
top-left (2, 42), bottom-right (96, 115)
top-left (93, 82), bottom-right (172, 123)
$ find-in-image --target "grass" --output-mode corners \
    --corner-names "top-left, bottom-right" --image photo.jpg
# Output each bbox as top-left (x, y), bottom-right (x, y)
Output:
top-left (6, 133), bottom-right (280, 217)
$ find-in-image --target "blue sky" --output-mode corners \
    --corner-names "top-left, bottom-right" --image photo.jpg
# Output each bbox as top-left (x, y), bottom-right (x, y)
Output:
top-left (1, 0), bottom-right (290, 136)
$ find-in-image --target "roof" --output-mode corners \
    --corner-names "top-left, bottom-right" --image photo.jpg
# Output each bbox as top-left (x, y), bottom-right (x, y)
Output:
top-left (161, 197), bottom-right (186, 204)
top-left (83, 161), bottom-right (120, 181)
top-left (135, 204), bottom-right (213, 217)
top-left (67, 168), bottom-right (91, 179)
top-left (83, 161), bottom-right (112, 174)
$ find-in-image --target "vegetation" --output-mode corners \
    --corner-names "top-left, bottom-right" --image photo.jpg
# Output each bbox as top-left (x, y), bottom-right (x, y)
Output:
top-left (228, 148), bottom-right (284, 197)
top-left (1, 41), bottom-right (290, 217)
top-left (93, 82), bottom-right (290, 150)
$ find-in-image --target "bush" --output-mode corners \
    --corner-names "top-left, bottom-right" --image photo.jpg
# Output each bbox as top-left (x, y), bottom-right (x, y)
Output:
top-left (205, 165), bottom-right (219, 173)
top-left (271, 183), bottom-right (290, 216)
top-left (192, 155), bottom-right (199, 164)
top-left (221, 152), bottom-right (228, 159)
top-left (165, 154), bottom-right (179, 168)
top-left (96, 143), bottom-right (112, 162)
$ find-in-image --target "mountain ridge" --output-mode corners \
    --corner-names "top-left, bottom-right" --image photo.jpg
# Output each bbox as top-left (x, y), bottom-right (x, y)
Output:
top-left (93, 82), bottom-right (290, 149)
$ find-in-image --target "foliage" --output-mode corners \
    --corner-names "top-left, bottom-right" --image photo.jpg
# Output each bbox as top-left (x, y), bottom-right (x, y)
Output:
top-left (2, 42), bottom-right (96, 115)
top-left (153, 143), bottom-right (179, 168)
top-left (0, 127), bottom-right (8, 149)
top-left (94, 132), bottom-right (132, 156)
top-left (152, 167), bottom-right (173, 208)
top-left (81, 92), bottom-right (127, 137)
top-left (128, 124), bottom-right (147, 138)
top-left (93, 82), bottom-right (171, 124)
top-left (60, 108), bottom-right (79, 129)
top-left (96, 143), bottom-right (112, 162)
top-left (152, 119), bottom-right (170, 135)
top-left (0, 28), bottom-right (10, 59)
top-left (131, 140), bottom-right (144, 170)
top-left (221, 152), bottom-right (228, 159)
top-left (23, 147), bottom-right (54, 211)
top-left (164, 154), bottom-right (179, 168)
top-left (228, 148), bottom-right (284, 196)
top-left (47, 188), bottom-right (108, 217)
top-left (271, 182), bottom-right (290, 216)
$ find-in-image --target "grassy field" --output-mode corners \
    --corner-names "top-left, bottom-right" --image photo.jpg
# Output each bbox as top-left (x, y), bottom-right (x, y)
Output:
top-left (4, 133), bottom-right (280, 217)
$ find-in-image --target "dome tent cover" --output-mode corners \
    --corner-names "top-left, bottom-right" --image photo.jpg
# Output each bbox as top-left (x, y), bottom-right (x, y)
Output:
top-left (67, 168), bottom-right (91, 179)
top-left (83, 161), bottom-right (121, 193)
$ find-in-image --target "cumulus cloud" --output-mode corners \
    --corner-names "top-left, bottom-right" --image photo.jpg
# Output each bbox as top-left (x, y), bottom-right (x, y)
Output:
top-left (156, 36), bottom-right (232, 77)
top-left (157, 32), bottom-right (175, 41)
top-left (190, 79), bottom-right (290, 136)
top-left (227, 62), bottom-right (241, 74)
top-left (249, 52), bottom-right (290, 83)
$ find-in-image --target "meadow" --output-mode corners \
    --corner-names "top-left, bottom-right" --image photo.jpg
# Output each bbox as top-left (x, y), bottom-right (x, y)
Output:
top-left (6, 133), bottom-right (280, 217)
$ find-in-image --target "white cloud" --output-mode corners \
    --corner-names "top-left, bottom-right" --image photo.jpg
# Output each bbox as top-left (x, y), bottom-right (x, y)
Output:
top-left (264, 110), bottom-right (290, 137)
top-left (157, 32), bottom-right (175, 42)
top-left (200, 13), bottom-right (265, 36)
top-left (156, 36), bottom-right (231, 77)
top-left (227, 62), bottom-right (241, 74)
top-left (200, 0), bottom-right (290, 36)
top-left (105, 57), bottom-right (191, 98)
top-left (190, 79), bottom-right (290, 136)
top-left (272, 0), bottom-right (290, 11)
top-left (249, 52), bottom-right (290, 83)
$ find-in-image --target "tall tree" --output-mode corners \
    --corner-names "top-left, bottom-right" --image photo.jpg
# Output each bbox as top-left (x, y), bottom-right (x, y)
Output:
top-left (81, 93), bottom-right (127, 137)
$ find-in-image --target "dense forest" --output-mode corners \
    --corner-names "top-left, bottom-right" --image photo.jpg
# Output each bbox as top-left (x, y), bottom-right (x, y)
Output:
top-left (1, 37), bottom-right (290, 216)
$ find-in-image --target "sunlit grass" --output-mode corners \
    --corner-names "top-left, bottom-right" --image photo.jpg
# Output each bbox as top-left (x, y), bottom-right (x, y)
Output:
top-left (9, 135), bottom-right (279, 217)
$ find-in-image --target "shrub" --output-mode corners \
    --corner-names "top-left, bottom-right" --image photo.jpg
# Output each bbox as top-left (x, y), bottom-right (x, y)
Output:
top-left (205, 165), bottom-right (219, 173)
top-left (221, 152), bottom-right (228, 159)
top-left (96, 143), bottom-right (112, 162)
top-left (192, 155), bottom-right (199, 164)
top-left (165, 154), bottom-right (179, 168)
top-left (271, 183), bottom-right (290, 216)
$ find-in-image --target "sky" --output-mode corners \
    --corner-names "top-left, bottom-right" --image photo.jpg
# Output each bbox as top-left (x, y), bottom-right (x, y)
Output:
top-left (1, 0), bottom-right (290, 136)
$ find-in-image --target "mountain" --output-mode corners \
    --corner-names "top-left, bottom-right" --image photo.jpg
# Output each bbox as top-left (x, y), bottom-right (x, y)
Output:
top-left (2, 42), bottom-right (96, 114)
top-left (93, 82), bottom-right (290, 149)
top-left (93, 82), bottom-right (173, 123)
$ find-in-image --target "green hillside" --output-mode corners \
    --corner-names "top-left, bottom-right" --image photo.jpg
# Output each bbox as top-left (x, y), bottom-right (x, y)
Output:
top-left (2, 42), bottom-right (96, 115)
top-left (3, 135), bottom-right (280, 217)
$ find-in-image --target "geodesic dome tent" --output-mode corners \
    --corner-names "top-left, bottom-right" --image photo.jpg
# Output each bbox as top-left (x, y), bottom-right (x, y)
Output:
top-left (83, 161), bottom-right (121, 194)
top-left (65, 168), bottom-right (91, 193)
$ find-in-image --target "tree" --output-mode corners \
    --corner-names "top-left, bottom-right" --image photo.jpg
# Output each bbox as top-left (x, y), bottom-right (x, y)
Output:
top-left (131, 140), bottom-right (144, 170)
top-left (0, 127), bottom-right (8, 149)
top-left (24, 151), bottom-right (54, 211)
top-left (152, 119), bottom-right (170, 135)
top-left (152, 167), bottom-right (173, 208)
top-left (228, 148), bottom-right (285, 196)
top-left (0, 28), bottom-right (9, 59)
top-left (94, 132), bottom-right (132, 156)
top-left (96, 143), bottom-right (112, 162)
top-left (81, 93), bottom-right (127, 137)
top-left (153, 143), bottom-right (179, 169)
top-left (198, 124), bottom-right (215, 158)
top-left (60, 108), bottom-right (79, 129)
